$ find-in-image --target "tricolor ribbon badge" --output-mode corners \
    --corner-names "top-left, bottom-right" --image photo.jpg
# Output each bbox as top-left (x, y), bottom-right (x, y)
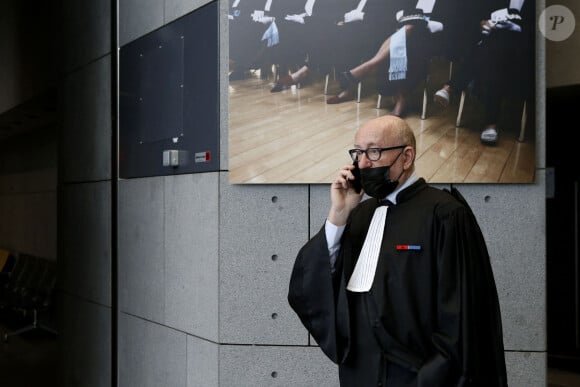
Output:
top-left (396, 244), bottom-right (421, 251)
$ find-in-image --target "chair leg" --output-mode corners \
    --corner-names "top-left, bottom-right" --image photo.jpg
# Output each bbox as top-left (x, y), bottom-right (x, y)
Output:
top-left (421, 87), bottom-right (427, 120)
top-left (518, 100), bottom-right (527, 142)
top-left (324, 67), bottom-right (337, 95)
top-left (376, 94), bottom-right (382, 109)
top-left (3, 309), bottom-right (58, 342)
top-left (271, 64), bottom-right (278, 82)
top-left (357, 82), bottom-right (361, 103)
top-left (456, 91), bottom-right (466, 127)
top-left (448, 61), bottom-right (453, 81)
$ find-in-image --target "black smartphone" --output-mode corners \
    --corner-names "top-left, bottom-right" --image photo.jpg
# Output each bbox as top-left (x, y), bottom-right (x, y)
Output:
top-left (350, 160), bottom-right (362, 193)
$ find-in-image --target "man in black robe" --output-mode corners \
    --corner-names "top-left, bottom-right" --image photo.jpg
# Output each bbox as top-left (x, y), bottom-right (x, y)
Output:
top-left (288, 115), bottom-right (507, 386)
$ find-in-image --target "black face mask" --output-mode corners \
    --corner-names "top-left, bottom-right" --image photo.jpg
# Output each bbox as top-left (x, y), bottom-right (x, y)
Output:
top-left (360, 151), bottom-right (404, 199)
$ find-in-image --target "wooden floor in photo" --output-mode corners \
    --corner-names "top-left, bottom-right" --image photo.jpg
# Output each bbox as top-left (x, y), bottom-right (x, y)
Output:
top-left (228, 70), bottom-right (535, 185)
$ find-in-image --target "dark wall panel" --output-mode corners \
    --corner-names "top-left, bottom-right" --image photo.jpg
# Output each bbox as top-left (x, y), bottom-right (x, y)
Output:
top-left (120, 1), bottom-right (219, 178)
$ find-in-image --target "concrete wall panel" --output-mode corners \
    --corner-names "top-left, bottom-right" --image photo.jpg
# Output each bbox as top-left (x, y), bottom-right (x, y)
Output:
top-left (219, 173), bottom-right (309, 345)
top-left (506, 351), bottom-right (547, 387)
top-left (219, 345), bottom-right (339, 387)
top-left (187, 336), bottom-right (219, 387)
top-left (118, 177), bottom-right (165, 323)
top-left (59, 182), bottom-right (111, 305)
top-left (456, 175), bottom-right (546, 352)
top-left (61, 0), bottom-right (111, 72)
top-left (60, 56), bottom-right (112, 183)
top-left (119, 0), bottom-right (164, 47)
top-left (164, 173), bottom-right (219, 340)
top-left (164, 0), bottom-right (214, 24)
top-left (118, 313), bottom-right (187, 387)
top-left (59, 293), bottom-right (111, 387)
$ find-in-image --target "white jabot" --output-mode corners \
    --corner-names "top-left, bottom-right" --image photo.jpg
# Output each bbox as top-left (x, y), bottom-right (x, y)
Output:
top-left (325, 172), bottom-right (419, 274)
top-left (346, 205), bottom-right (388, 292)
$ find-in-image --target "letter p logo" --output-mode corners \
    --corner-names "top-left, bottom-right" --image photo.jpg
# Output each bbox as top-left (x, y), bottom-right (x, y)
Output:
top-left (540, 5), bottom-right (575, 41)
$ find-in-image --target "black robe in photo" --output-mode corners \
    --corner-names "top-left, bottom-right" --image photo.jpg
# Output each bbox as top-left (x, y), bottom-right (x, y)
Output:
top-left (288, 179), bottom-right (508, 386)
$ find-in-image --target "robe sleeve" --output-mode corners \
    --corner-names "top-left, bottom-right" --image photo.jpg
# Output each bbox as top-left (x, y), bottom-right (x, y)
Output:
top-left (417, 197), bottom-right (508, 386)
top-left (287, 226), bottom-right (350, 364)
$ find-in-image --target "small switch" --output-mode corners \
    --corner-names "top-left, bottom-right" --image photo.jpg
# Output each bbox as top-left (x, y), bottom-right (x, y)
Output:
top-left (163, 150), bottom-right (187, 167)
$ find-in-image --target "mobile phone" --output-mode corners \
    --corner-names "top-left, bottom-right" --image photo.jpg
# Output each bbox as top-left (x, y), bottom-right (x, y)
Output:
top-left (350, 161), bottom-right (362, 193)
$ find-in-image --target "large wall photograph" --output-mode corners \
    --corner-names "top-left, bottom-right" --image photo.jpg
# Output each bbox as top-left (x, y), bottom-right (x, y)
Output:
top-left (228, 0), bottom-right (536, 184)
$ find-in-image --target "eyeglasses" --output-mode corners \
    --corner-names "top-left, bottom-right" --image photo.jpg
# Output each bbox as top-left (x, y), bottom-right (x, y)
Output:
top-left (348, 145), bottom-right (406, 162)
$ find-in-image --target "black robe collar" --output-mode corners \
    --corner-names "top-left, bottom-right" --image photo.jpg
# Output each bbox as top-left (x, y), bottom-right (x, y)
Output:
top-left (382, 177), bottom-right (428, 207)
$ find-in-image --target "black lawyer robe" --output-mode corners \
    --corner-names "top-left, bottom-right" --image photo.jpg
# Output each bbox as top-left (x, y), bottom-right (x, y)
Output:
top-left (288, 179), bottom-right (508, 386)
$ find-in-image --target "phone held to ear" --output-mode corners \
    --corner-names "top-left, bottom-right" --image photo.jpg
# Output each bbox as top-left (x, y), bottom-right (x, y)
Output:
top-left (350, 161), bottom-right (362, 193)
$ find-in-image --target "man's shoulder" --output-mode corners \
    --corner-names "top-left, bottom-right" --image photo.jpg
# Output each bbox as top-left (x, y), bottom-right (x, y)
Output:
top-left (414, 184), bottom-right (472, 215)
top-left (399, 179), bottom-right (456, 204)
top-left (426, 186), bottom-right (477, 220)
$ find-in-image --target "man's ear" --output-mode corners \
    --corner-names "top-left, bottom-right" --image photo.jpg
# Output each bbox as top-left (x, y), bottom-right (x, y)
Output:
top-left (403, 146), bottom-right (415, 169)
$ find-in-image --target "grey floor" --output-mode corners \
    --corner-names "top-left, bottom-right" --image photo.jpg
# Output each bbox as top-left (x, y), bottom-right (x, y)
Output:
top-left (1, 314), bottom-right (579, 387)
top-left (0, 313), bottom-right (58, 387)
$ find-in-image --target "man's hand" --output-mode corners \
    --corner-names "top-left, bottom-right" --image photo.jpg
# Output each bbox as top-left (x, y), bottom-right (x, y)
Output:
top-left (482, 8), bottom-right (522, 35)
top-left (328, 164), bottom-right (364, 226)
top-left (251, 10), bottom-right (274, 24)
top-left (493, 20), bottom-right (522, 32)
top-left (480, 19), bottom-right (495, 35)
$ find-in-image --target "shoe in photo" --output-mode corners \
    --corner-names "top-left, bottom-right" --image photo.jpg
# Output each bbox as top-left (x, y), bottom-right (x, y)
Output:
top-left (433, 88), bottom-right (450, 108)
top-left (480, 127), bottom-right (498, 145)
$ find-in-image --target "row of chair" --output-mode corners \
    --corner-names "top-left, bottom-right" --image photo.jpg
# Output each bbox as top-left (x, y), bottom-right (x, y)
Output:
top-left (0, 251), bottom-right (57, 342)
top-left (308, 60), bottom-right (528, 142)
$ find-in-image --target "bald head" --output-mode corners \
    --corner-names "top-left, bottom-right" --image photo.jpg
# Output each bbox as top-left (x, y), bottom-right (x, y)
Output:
top-left (353, 115), bottom-right (417, 181)
top-left (355, 115), bottom-right (416, 151)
